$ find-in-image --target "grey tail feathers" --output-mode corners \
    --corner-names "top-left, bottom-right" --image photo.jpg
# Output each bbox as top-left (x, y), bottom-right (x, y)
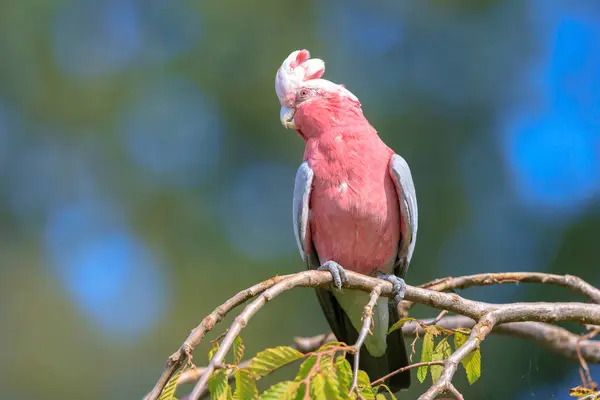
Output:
top-left (314, 288), bottom-right (411, 392)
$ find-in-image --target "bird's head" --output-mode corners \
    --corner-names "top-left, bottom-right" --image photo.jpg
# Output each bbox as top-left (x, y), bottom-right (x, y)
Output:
top-left (275, 49), bottom-right (359, 136)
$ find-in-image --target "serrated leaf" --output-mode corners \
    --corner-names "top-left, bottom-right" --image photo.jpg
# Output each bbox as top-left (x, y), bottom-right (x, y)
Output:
top-left (463, 347), bottom-right (481, 385)
top-left (259, 381), bottom-right (299, 400)
top-left (453, 331), bottom-right (468, 350)
top-left (317, 341), bottom-right (347, 351)
top-left (334, 356), bottom-right (352, 396)
top-left (318, 353), bottom-right (335, 375)
top-left (417, 332), bottom-right (434, 383)
top-left (323, 370), bottom-right (340, 399)
top-left (233, 336), bottom-right (245, 365)
top-left (208, 369), bottom-right (232, 400)
top-left (376, 395), bottom-right (387, 400)
top-left (310, 373), bottom-right (327, 400)
top-left (357, 370), bottom-right (375, 400)
top-left (246, 346), bottom-right (303, 378)
top-left (387, 317), bottom-right (416, 334)
top-left (453, 331), bottom-right (481, 384)
top-left (430, 338), bottom-right (452, 383)
top-left (295, 356), bottom-right (317, 381)
top-left (374, 384), bottom-right (397, 399)
top-left (158, 369), bottom-right (183, 400)
top-left (234, 369), bottom-right (258, 400)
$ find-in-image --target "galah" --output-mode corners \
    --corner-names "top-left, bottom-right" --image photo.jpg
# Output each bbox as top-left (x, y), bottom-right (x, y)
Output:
top-left (275, 49), bottom-right (418, 392)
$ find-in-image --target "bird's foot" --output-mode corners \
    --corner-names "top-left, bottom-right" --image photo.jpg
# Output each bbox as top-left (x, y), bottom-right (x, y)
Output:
top-left (377, 273), bottom-right (406, 306)
top-left (318, 261), bottom-right (348, 290)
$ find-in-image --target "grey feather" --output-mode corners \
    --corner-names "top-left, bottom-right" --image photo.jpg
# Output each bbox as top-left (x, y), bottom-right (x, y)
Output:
top-left (292, 162), bottom-right (314, 262)
top-left (389, 154), bottom-right (418, 278)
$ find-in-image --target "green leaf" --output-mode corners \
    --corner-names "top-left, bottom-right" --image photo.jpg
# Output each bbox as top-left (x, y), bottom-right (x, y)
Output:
top-left (334, 356), bottom-right (352, 396)
top-left (323, 370), bottom-right (340, 400)
top-left (430, 338), bottom-right (452, 383)
top-left (310, 373), bottom-right (327, 400)
top-left (417, 332), bottom-right (434, 383)
top-left (246, 346), bottom-right (303, 378)
top-left (209, 341), bottom-right (220, 361)
top-left (316, 341), bottom-right (347, 351)
top-left (453, 331), bottom-right (468, 350)
top-left (208, 369), bottom-right (232, 400)
top-left (463, 347), bottom-right (481, 385)
top-left (259, 381), bottom-right (299, 400)
top-left (233, 336), bottom-right (245, 365)
top-left (295, 356), bottom-right (317, 381)
top-left (453, 331), bottom-right (481, 385)
top-left (387, 317), bottom-right (416, 334)
top-left (374, 384), bottom-right (397, 399)
top-left (318, 353), bottom-right (335, 375)
top-left (234, 369), bottom-right (258, 400)
top-left (158, 369), bottom-right (183, 400)
top-left (357, 370), bottom-right (375, 400)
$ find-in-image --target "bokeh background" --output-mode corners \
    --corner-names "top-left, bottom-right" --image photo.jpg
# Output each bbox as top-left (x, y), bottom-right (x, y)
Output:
top-left (1, 0), bottom-right (600, 398)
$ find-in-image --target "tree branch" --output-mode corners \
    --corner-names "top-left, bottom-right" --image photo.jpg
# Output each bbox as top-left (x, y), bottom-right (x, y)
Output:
top-left (144, 274), bottom-right (292, 400)
top-left (349, 283), bottom-right (385, 395)
top-left (399, 272), bottom-right (600, 316)
top-left (146, 271), bottom-right (600, 400)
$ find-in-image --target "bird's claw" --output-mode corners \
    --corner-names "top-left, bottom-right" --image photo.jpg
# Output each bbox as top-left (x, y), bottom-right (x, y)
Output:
top-left (377, 273), bottom-right (406, 306)
top-left (318, 261), bottom-right (348, 290)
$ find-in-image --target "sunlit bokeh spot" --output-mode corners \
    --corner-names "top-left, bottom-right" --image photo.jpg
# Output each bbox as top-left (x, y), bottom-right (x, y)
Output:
top-left (44, 200), bottom-right (167, 339)
top-left (122, 79), bottom-right (222, 187)
top-left (502, 15), bottom-right (600, 214)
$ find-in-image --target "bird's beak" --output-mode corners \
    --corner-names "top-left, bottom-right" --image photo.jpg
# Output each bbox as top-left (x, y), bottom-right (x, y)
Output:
top-left (280, 106), bottom-right (296, 129)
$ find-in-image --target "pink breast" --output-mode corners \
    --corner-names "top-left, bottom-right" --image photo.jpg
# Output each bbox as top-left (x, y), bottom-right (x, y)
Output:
top-left (308, 154), bottom-right (400, 275)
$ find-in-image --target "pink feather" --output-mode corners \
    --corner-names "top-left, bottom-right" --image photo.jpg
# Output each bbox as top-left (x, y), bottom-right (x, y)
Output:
top-left (295, 92), bottom-right (400, 276)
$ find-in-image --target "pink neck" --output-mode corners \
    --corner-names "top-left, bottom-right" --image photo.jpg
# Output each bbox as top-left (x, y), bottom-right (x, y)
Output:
top-left (294, 95), bottom-right (370, 141)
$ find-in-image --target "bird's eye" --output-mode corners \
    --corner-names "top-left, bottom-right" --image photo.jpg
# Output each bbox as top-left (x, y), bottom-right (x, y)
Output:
top-left (298, 88), bottom-right (311, 100)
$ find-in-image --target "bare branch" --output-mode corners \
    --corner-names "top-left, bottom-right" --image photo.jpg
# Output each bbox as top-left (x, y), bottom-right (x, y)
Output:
top-left (349, 283), bottom-right (385, 395)
top-left (399, 272), bottom-right (600, 316)
top-left (146, 270), bottom-right (600, 400)
top-left (144, 274), bottom-right (292, 400)
top-left (423, 272), bottom-right (600, 302)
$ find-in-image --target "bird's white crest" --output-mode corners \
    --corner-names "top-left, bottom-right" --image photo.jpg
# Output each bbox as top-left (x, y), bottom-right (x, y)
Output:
top-left (275, 49), bottom-right (358, 107)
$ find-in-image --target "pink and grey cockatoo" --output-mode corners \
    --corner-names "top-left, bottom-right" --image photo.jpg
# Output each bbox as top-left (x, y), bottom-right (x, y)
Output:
top-left (275, 50), bottom-right (418, 392)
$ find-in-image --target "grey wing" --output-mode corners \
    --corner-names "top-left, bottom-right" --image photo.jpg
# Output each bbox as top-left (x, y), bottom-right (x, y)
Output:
top-left (389, 154), bottom-right (418, 278)
top-left (293, 162), bottom-right (319, 267)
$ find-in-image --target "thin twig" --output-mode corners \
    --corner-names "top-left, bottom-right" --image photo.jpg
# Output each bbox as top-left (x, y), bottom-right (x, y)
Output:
top-left (371, 360), bottom-right (445, 386)
top-left (447, 383), bottom-right (465, 400)
top-left (419, 313), bottom-right (497, 400)
top-left (349, 284), bottom-right (384, 396)
top-left (424, 310), bottom-right (448, 326)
